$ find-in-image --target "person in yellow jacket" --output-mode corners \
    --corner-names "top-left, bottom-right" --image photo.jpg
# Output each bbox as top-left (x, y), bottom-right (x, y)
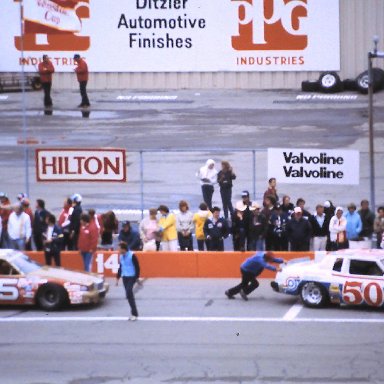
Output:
top-left (193, 202), bottom-right (212, 251)
top-left (158, 205), bottom-right (178, 251)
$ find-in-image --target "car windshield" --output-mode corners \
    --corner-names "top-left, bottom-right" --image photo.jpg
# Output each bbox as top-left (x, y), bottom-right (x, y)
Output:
top-left (8, 252), bottom-right (42, 274)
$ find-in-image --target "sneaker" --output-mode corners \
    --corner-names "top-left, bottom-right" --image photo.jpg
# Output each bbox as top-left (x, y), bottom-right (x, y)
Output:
top-left (128, 316), bottom-right (137, 321)
top-left (240, 289), bottom-right (248, 301)
top-left (225, 290), bottom-right (235, 299)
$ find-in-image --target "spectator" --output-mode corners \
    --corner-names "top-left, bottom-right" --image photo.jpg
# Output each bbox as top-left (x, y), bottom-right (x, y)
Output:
top-left (73, 54), bottom-right (90, 108)
top-left (285, 207), bottom-right (312, 251)
top-left (33, 199), bottom-right (48, 251)
top-left (118, 221), bottom-right (141, 251)
top-left (43, 214), bottom-right (63, 266)
top-left (309, 204), bottom-right (330, 251)
top-left (281, 195), bottom-right (294, 215)
top-left (78, 213), bottom-right (98, 272)
top-left (225, 251), bottom-right (285, 300)
top-left (231, 201), bottom-right (247, 251)
top-left (88, 209), bottom-right (101, 247)
top-left (344, 203), bottom-right (363, 242)
top-left (204, 206), bottom-right (229, 251)
top-left (248, 202), bottom-right (268, 251)
top-left (58, 198), bottom-right (73, 250)
top-left (193, 202), bottom-right (212, 251)
top-left (176, 200), bottom-right (194, 251)
top-left (158, 205), bottom-right (178, 251)
top-left (295, 198), bottom-right (311, 219)
top-left (8, 203), bottom-right (31, 250)
top-left (324, 200), bottom-right (336, 251)
top-left (239, 190), bottom-right (253, 250)
top-left (100, 210), bottom-right (118, 247)
top-left (38, 54), bottom-right (54, 108)
top-left (374, 206), bottom-right (384, 248)
top-left (329, 207), bottom-right (348, 250)
top-left (20, 198), bottom-right (34, 250)
top-left (0, 192), bottom-right (12, 248)
top-left (196, 159), bottom-right (218, 210)
top-left (270, 204), bottom-right (289, 251)
top-left (217, 161), bottom-right (236, 220)
top-left (69, 193), bottom-right (83, 250)
top-left (139, 208), bottom-right (160, 251)
top-left (262, 195), bottom-right (276, 250)
top-left (358, 199), bottom-right (375, 239)
top-left (263, 177), bottom-right (279, 204)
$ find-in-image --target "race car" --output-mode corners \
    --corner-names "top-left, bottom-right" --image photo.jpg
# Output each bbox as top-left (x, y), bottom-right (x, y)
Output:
top-left (271, 249), bottom-right (384, 308)
top-left (0, 249), bottom-right (109, 311)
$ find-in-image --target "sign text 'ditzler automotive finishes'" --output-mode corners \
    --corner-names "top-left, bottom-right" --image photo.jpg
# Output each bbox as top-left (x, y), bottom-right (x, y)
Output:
top-left (35, 149), bottom-right (127, 182)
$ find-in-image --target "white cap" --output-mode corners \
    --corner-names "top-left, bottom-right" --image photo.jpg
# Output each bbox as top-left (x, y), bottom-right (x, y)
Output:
top-left (294, 207), bottom-right (302, 213)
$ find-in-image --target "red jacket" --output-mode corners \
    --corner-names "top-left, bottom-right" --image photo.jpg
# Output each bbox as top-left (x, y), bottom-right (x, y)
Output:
top-left (75, 59), bottom-right (89, 82)
top-left (77, 223), bottom-right (98, 252)
top-left (38, 60), bottom-right (55, 83)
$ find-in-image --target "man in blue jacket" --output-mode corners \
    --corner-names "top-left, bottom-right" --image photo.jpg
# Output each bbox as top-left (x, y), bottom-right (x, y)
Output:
top-left (225, 251), bottom-right (286, 301)
top-left (116, 242), bottom-right (140, 321)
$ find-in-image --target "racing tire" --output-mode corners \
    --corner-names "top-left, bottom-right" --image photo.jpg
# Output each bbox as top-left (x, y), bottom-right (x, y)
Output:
top-left (301, 80), bottom-right (319, 92)
top-left (31, 76), bottom-right (42, 91)
top-left (36, 283), bottom-right (68, 311)
top-left (356, 68), bottom-right (384, 94)
top-left (342, 78), bottom-right (358, 91)
top-left (318, 72), bottom-right (342, 93)
top-left (299, 282), bottom-right (328, 308)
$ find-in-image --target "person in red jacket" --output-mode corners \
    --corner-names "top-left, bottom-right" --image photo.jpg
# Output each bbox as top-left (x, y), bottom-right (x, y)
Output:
top-left (38, 54), bottom-right (55, 108)
top-left (77, 213), bottom-right (98, 272)
top-left (73, 53), bottom-right (90, 108)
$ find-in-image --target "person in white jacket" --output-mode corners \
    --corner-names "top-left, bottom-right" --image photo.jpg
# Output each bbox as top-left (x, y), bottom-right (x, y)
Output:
top-left (176, 200), bottom-right (194, 251)
top-left (329, 206), bottom-right (348, 251)
top-left (7, 203), bottom-right (32, 250)
top-left (197, 159), bottom-right (218, 210)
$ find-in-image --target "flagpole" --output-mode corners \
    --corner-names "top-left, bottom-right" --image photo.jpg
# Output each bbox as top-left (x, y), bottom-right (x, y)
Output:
top-left (19, 0), bottom-right (30, 197)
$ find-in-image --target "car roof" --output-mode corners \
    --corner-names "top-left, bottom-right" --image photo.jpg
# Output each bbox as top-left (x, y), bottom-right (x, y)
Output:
top-left (327, 249), bottom-right (384, 261)
top-left (0, 249), bottom-right (26, 262)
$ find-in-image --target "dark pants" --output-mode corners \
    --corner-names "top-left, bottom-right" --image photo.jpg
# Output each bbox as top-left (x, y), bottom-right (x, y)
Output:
top-left (79, 81), bottom-right (90, 106)
top-left (201, 184), bottom-right (214, 210)
top-left (290, 241), bottom-right (310, 251)
top-left (44, 251), bottom-right (61, 266)
top-left (227, 269), bottom-right (260, 296)
top-left (122, 276), bottom-right (138, 317)
top-left (220, 188), bottom-right (233, 219)
top-left (207, 237), bottom-right (224, 251)
top-left (178, 233), bottom-right (193, 251)
top-left (34, 233), bottom-right (44, 251)
top-left (197, 239), bottom-right (209, 251)
top-left (42, 82), bottom-right (52, 107)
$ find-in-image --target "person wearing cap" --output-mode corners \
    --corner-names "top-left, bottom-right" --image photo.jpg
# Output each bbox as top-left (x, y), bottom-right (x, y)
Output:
top-left (217, 161), bottom-right (236, 220)
top-left (231, 201), bottom-right (247, 251)
top-left (329, 207), bottom-right (348, 250)
top-left (7, 203), bottom-right (32, 251)
top-left (118, 220), bottom-right (141, 251)
top-left (225, 251), bottom-right (285, 300)
top-left (158, 205), bottom-right (178, 251)
top-left (196, 159), bottom-right (218, 210)
top-left (248, 201), bottom-right (267, 251)
top-left (285, 206), bottom-right (312, 251)
top-left (32, 199), bottom-right (48, 251)
top-left (344, 202), bottom-right (363, 242)
top-left (204, 206), bottom-right (229, 251)
top-left (309, 204), bottom-right (330, 251)
top-left (38, 54), bottom-right (55, 108)
top-left (73, 54), bottom-right (90, 108)
top-left (270, 203), bottom-right (289, 251)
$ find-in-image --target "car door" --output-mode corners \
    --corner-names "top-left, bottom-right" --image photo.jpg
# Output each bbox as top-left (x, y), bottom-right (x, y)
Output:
top-left (339, 259), bottom-right (384, 307)
top-left (0, 259), bottom-right (22, 305)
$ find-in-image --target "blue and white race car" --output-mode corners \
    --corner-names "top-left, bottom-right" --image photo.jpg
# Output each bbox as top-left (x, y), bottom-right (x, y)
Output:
top-left (271, 249), bottom-right (384, 308)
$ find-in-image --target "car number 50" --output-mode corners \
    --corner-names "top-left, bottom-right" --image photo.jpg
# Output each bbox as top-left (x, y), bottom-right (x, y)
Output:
top-left (342, 281), bottom-right (383, 307)
top-left (0, 279), bottom-right (19, 300)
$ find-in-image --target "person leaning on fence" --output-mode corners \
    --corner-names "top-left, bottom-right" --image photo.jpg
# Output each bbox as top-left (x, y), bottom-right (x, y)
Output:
top-left (193, 202), bottom-right (212, 251)
top-left (374, 206), bottom-right (384, 248)
top-left (329, 207), bottom-right (348, 251)
top-left (139, 208), bottom-right (161, 251)
top-left (203, 206), bottom-right (229, 251)
top-left (158, 205), bottom-right (178, 251)
top-left (176, 200), bottom-right (194, 251)
top-left (43, 214), bottom-right (63, 266)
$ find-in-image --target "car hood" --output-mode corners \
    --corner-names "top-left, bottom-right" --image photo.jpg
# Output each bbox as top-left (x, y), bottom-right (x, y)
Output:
top-left (29, 266), bottom-right (103, 286)
top-left (276, 259), bottom-right (321, 281)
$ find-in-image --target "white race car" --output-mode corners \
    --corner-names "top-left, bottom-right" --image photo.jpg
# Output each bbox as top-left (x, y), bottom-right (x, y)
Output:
top-left (271, 249), bottom-right (384, 308)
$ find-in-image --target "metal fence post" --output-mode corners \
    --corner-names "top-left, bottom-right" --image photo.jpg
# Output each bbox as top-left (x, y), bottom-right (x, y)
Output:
top-left (140, 150), bottom-right (144, 219)
top-left (252, 149), bottom-right (256, 201)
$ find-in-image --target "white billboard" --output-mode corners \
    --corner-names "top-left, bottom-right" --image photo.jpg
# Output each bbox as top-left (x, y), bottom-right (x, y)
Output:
top-left (1, 0), bottom-right (340, 72)
top-left (268, 148), bottom-right (360, 185)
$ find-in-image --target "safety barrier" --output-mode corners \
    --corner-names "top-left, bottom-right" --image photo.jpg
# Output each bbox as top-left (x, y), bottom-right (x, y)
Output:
top-left (26, 251), bottom-right (315, 278)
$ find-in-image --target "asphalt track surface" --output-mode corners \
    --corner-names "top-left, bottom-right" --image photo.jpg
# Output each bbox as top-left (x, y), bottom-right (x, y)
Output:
top-left (0, 88), bottom-right (383, 216)
top-left (0, 278), bottom-right (383, 384)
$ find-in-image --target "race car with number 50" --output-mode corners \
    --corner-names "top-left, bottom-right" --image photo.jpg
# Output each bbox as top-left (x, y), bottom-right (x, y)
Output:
top-left (0, 250), bottom-right (109, 311)
top-left (271, 249), bottom-right (384, 308)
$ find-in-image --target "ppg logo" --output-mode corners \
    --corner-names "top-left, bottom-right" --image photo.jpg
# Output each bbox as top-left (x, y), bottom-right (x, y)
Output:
top-left (231, 0), bottom-right (308, 51)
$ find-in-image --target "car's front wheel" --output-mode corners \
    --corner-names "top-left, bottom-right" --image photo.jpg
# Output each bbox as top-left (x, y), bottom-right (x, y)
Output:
top-left (300, 282), bottom-right (328, 308)
top-left (36, 283), bottom-right (68, 311)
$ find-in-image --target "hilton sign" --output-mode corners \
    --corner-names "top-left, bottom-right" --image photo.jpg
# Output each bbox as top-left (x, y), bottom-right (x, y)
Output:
top-left (36, 149), bottom-right (127, 182)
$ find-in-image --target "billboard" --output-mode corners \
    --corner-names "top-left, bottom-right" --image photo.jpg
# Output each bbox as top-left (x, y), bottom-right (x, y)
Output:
top-left (268, 148), bottom-right (360, 185)
top-left (35, 148), bottom-right (127, 182)
top-left (1, 0), bottom-right (340, 72)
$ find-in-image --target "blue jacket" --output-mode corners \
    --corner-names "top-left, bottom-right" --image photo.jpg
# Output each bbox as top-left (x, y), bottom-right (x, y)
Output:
top-left (241, 251), bottom-right (283, 276)
top-left (344, 211), bottom-right (362, 240)
top-left (117, 251), bottom-right (140, 279)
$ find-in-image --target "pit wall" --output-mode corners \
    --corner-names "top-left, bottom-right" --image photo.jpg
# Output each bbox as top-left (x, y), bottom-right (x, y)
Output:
top-left (26, 251), bottom-right (316, 279)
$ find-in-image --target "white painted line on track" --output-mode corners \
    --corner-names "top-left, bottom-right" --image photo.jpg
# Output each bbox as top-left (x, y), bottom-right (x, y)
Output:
top-left (283, 303), bottom-right (303, 321)
top-left (0, 316), bottom-right (383, 323)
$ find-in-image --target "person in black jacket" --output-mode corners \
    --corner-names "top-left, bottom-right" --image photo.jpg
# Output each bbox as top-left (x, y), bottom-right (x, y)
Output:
top-left (286, 207), bottom-right (312, 251)
top-left (43, 214), bottom-right (63, 266)
top-left (217, 161), bottom-right (236, 220)
top-left (309, 204), bottom-right (330, 251)
top-left (69, 193), bottom-right (83, 250)
top-left (118, 221), bottom-right (141, 251)
top-left (33, 199), bottom-right (48, 251)
top-left (248, 202), bottom-right (267, 251)
top-left (204, 207), bottom-right (229, 251)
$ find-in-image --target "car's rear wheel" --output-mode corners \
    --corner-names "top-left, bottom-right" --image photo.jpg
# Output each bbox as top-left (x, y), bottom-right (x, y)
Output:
top-left (300, 282), bottom-right (328, 308)
top-left (36, 283), bottom-right (68, 311)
